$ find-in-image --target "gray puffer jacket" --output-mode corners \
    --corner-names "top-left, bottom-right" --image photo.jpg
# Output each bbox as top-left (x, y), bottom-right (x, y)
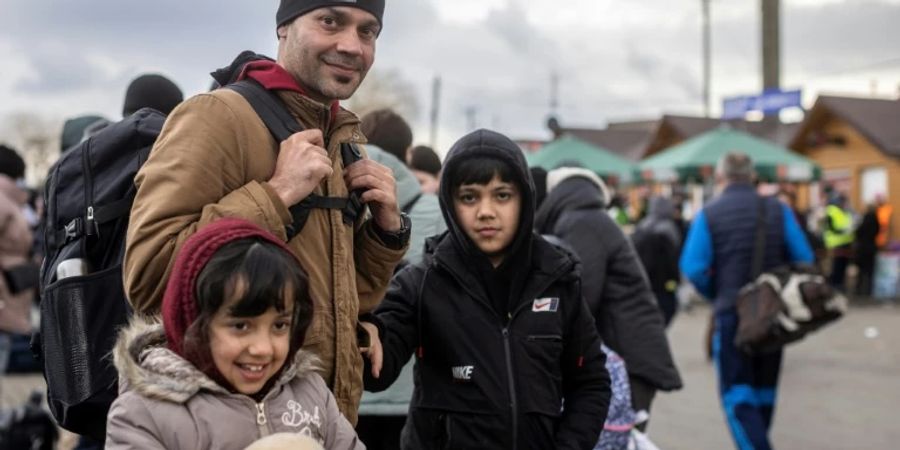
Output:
top-left (105, 318), bottom-right (364, 450)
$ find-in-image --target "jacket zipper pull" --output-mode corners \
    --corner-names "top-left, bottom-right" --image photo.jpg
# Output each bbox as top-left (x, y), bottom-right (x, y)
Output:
top-left (256, 402), bottom-right (267, 425)
top-left (86, 206), bottom-right (99, 237)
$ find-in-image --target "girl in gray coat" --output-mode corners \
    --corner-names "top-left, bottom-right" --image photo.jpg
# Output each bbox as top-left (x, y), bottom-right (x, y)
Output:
top-left (105, 218), bottom-right (364, 450)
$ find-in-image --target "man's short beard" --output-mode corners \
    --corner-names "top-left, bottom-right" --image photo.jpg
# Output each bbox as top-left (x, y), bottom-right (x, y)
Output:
top-left (317, 80), bottom-right (360, 101)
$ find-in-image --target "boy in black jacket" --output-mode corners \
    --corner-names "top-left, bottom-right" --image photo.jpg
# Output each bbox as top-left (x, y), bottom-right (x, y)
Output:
top-left (362, 129), bottom-right (610, 449)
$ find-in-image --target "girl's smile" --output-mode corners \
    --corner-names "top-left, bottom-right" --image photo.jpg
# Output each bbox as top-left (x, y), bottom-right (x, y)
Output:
top-left (208, 280), bottom-right (295, 395)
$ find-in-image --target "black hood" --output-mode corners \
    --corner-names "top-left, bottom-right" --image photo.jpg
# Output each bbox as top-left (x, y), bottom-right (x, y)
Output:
top-left (534, 176), bottom-right (605, 234)
top-left (438, 129), bottom-right (535, 274)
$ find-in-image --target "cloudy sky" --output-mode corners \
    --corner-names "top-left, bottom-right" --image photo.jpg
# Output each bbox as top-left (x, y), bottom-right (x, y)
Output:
top-left (1, 0), bottom-right (899, 153)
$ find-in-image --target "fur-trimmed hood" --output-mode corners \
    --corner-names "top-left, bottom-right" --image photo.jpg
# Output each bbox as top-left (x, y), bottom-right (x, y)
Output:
top-left (545, 167), bottom-right (610, 207)
top-left (113, 316), bottom-right (320, 404)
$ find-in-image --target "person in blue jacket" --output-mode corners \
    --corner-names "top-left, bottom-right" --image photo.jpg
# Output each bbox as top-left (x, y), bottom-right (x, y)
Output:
top-left (680, 152), bottom-right (814, 450)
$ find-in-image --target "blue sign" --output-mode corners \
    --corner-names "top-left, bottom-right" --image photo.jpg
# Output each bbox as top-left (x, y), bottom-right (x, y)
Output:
top-left (722, 89), bottom-right (802, 119)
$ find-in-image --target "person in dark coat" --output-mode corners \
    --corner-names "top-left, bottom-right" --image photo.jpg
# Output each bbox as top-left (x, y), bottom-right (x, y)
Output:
top-left (631, 196), bottom-right (682, 326)
top-left (533, 167), bottom-right (682, 431)
top-left (855, 204), bottom-right (880, 297)
top-left (363, 129), bottom-right (610, 450)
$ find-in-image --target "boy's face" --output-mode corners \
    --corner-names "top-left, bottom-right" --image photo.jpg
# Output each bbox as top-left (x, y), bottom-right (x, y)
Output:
top-left (453, 173), bottom-right (521, 267)
top-left (209, 280), bottom-right (293, 395)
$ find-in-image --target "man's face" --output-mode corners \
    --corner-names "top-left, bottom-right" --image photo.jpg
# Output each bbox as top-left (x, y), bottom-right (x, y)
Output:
top-left (453, 174), bottom-right (521, 267)
top-left (278, 7), bottom-right (379, 104)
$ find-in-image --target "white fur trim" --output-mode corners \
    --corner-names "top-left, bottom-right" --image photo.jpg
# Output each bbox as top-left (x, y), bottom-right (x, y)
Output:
top-left (545, 167), bottom-right (610, 206)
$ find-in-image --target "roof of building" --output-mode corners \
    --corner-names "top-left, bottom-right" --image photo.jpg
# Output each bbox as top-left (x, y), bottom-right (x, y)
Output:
top-left (556, 115), bottom-right (799, 161)
top-left (548, 95), bottom-right (900, 161)
top-left (558, 128), bottom-right (654, 162)
top-left (789, 95), bottom-right (900, 158)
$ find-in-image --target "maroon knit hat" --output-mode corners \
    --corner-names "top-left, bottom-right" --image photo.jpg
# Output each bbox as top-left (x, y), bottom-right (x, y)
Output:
top-left (162, 218), bottom-right (297, 357)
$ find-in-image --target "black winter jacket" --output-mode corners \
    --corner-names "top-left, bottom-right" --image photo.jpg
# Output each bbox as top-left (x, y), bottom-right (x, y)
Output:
top-left (366, 129), bottom-right (610, 450)
top-left (535, 176), bottom-right (682, 392)
top-left (366, 235), bottom-right (609, 450)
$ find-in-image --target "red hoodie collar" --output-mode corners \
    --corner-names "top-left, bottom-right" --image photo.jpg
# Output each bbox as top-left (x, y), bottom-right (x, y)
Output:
top-left (237, 60), bottom-right (340, 123)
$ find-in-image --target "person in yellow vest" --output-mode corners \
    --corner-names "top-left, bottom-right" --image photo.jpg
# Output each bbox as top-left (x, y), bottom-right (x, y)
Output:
top-left (824, 194), bottom-right (854, 290)
top-left (875, 195), bottom-right (893, 249)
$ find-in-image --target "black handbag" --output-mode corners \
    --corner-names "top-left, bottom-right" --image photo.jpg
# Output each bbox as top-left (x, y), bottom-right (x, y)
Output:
top-left (733, 198), bottom-right (847, 354)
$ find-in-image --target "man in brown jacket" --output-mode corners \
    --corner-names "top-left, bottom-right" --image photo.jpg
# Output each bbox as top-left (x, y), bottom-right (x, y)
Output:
top-left (123, 0), bottom-right (408, 424)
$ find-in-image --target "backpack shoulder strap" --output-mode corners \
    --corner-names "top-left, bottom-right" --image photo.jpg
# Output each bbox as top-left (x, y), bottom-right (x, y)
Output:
top-left (226, 79), bottom-right (365, 238)
top-left (750, 196), bottom-right (769, 279)
top-left (401, 193), bottom-right (422, 214)
top-left (228, 79), bottom-right (365, 176)
top-left (226, 79), bottom-right (301, 142)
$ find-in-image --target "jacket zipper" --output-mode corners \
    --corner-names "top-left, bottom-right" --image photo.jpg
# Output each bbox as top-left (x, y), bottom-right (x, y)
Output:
top-left (254, 401), bottom-right (270, 437)
top-left (80, 140), bottom-right (97, 237)
top-left (502, 327), bottom-right (518, 450)
top-left (499, 260), bottom-right (572, 450)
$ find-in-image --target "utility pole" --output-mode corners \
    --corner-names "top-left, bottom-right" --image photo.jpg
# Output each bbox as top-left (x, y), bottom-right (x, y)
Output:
top-left (429, 76), bottom-right (442, 149)
top-left (702, 0), bottom-right (711, 117)
top-left (465, 106), bottom-right (478, 132)
top-left (550, 71), bottom-right (560, 117)
top-left (762, 0), bottom-right (780, 123)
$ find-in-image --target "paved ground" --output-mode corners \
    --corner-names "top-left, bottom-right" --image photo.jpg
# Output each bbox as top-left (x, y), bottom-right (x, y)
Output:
top-left (3, 302), bottom-right (898, 449)
top-left (648, 301), bottom-right (900, 449)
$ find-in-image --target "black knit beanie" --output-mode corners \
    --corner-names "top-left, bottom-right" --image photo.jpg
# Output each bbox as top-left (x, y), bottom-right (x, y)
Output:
top-left (277, 0), bottom-right (385, 28)
top-left (122, 74), bottom-right (184, 117)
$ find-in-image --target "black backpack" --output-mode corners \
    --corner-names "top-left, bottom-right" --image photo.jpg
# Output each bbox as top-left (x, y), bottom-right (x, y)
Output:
top-left (37, 58), bottom-right (364, 440)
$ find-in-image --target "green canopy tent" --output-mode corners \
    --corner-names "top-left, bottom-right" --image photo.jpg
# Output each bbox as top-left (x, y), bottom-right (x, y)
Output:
top-left (639, 127), bottom-right (821, 183)
top-left (527, 136), bottom-right (638, 184)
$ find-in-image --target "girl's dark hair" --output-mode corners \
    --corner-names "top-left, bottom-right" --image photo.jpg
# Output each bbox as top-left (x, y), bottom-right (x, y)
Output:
top-left (449, 156), bottom-right (517, 191)
top-left (182, 237), bottom-right (312, 381)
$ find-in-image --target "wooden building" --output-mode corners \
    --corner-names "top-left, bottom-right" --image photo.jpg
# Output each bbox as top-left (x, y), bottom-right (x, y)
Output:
top-left (790, 95), bottom-right (900, 242)
top-left (550, 115), bottom-right (799, 162)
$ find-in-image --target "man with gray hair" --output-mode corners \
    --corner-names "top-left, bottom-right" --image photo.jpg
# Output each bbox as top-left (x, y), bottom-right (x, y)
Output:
top-left (680, 151), bottom-right (813, 449)
top-left (716, 151), bottom-right (754, 183)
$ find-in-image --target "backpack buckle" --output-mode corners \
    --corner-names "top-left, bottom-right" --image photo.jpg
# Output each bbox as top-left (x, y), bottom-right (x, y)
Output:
top-left (64, 219), bottom-right (83, 240)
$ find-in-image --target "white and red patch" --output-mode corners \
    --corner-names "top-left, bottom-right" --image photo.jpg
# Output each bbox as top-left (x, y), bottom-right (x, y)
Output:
top-left (532, 297), bottom-right (559, 312)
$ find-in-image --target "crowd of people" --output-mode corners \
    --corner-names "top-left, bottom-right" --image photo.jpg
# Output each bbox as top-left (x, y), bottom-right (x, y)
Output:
top-left (0, 1), bottom-right (892, 450)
